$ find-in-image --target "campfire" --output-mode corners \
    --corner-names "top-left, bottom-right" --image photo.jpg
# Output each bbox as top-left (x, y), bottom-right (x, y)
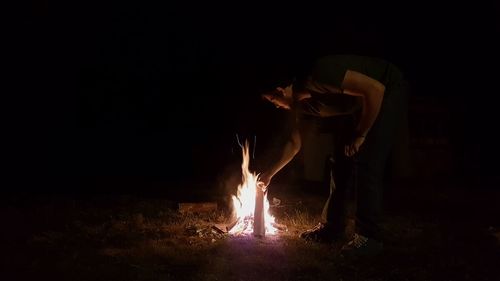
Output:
top-left (227, 141), bottom-right (278, 236)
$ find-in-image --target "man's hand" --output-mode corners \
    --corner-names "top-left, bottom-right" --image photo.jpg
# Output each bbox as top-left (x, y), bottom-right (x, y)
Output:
top-left (257, 173), bottom-right (272, 191)
top-left (345, 136), bottom-right (365, 157)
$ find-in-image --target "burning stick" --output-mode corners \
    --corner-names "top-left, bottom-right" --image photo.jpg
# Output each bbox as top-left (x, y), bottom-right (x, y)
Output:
top-left (253, 183), bottom-right (265, 237)
top-left (211, 225), bottom-right (227, 235)
top-left (226, 218), bottom-right (239, 232)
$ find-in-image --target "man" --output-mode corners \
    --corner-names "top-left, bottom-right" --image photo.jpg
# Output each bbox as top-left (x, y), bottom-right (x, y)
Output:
top-left (258, 54), bottom-right (409, 257)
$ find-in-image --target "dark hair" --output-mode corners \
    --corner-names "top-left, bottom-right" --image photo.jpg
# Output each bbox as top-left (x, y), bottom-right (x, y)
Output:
top-left (253, 55), bottom-right (313, 98)
top-left (256, 65), bottom-right (296, 94)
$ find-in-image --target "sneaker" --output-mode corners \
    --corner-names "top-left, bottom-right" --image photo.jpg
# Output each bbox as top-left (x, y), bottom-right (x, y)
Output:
top-left (341, 233), bottom-right (383, 257)
top-left (300, 222), bottom-right (338, 243)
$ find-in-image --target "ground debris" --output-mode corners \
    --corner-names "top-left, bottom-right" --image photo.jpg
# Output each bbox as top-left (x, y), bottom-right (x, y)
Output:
top-left (178, 202), bottom-right (217, 214)
top-left (184, 223), bottom-right (227, 240)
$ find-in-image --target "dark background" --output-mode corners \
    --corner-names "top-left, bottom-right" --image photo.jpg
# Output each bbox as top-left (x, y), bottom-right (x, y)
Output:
top-left (7, 2), bottom-right (500, 194)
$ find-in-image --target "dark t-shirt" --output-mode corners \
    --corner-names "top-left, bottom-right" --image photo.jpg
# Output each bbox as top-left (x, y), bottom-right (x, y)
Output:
top-left (298, 55), bottom-right (403, 117)
top-left (311, 54), bottom-right (403, 88)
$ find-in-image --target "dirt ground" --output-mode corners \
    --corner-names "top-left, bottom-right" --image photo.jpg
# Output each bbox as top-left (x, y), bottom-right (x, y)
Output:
top-left (2, 179), bottom-right (499, 281)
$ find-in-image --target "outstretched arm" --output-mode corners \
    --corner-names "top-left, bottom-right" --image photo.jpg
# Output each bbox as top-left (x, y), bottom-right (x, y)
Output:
top-left (259, 126), bottom-right (301, 188)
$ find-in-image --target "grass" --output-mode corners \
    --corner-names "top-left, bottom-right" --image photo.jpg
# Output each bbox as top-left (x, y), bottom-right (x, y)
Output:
top-left (3, 181), bottom-right (500, 281)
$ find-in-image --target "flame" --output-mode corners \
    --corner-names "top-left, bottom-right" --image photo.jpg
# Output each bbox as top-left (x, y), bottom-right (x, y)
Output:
top-left (228, 141), bottom-right (277, 235)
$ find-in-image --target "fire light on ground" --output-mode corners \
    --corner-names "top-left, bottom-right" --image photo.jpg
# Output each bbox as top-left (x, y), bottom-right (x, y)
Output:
top-left (228, 142), bottom-right (278, 236)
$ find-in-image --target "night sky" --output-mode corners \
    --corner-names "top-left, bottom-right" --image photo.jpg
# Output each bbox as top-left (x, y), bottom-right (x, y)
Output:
top-left (9, 2), bottom-right (500, 193)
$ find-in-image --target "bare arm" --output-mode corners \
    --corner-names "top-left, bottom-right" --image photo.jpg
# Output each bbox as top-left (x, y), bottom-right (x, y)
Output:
top-left (259, 126), bottom-right (301, 187)
top-left (341, 70), bottom-right (385, 137)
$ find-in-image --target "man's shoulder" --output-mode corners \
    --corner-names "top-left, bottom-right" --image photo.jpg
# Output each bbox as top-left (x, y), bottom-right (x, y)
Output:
top-left (316, 54), bottom-right (365, 62)
top-left (315, 54), bottom-right (390, 64)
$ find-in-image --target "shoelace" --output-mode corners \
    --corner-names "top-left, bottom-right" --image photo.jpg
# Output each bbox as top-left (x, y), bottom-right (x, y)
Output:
top-left (313, 223), bottom-right (325, 230)
top-left (303, 223), bottom-right (324, 234)
top-left (348, 233), bottom-right (369, 248)
top-left (307, 223), bottom-right (324, 231)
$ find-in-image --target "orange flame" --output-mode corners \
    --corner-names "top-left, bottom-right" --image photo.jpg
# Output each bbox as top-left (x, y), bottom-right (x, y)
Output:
top-left (228, 141), bottom-right (277, 235)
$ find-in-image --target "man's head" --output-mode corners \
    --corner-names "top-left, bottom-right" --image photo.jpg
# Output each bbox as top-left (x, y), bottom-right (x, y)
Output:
top-left (261, 84), bottom-right (294, 110)
top-left (257, 63), bottom-right (295, 110)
